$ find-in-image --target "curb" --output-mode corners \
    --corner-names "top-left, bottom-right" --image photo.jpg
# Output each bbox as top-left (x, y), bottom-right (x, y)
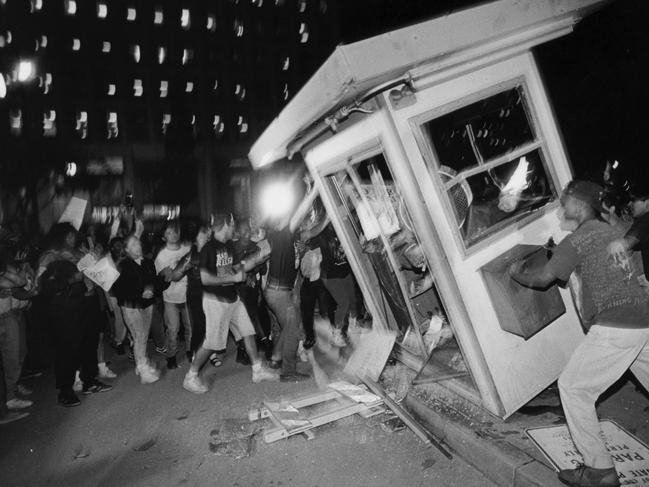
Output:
top-left (403, 393), bottom-right (564, 487)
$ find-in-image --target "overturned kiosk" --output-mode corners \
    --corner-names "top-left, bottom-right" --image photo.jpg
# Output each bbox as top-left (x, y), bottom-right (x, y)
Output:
top-left (249, 0), bottom-right (611, 418)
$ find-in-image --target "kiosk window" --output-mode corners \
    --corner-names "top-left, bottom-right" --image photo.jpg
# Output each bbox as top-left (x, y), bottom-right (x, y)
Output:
top-left (420, 85), bottom-right (557, 247)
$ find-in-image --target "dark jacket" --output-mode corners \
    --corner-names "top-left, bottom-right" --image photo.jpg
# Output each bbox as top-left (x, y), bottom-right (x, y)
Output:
top-left (111, 257), bottom-right (159, 308)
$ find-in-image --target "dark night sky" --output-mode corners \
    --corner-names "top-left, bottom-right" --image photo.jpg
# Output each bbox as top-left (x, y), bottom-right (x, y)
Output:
top-left (338, 0), bottom-right (649, 185)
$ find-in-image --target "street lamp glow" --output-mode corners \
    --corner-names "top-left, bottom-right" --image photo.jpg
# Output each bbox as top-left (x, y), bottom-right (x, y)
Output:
top-left (17, 61), bottom-right (35, 82)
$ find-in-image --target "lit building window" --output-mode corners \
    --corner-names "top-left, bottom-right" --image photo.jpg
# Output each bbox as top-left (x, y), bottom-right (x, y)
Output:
top-left (281, 56), bottom-right (290, 71)
top-left (127, 7), bottom-right (136, 21)
top-left (65, 0), bottom-right (76, 15)
top-left (5, 31), bottom-right (11, 45)
top-left (102, 41), bottom-right (111, 53)
top-left (299, 23), bottom-right (309, 43)
top-left (41, 35), bottom-right (48, 48)
top-left (72, 38), bottom-right (81, 51)
top-left (207, 14), bottom-right (216, 31)
top-left (213, 115), bottom-right (224, 136)
top-left (10, 109), bottom-right (22, 136)
top-left (35, 39), bottom-right (40, 51)
top-left (44, 73), bottom-right (52, 93)
top-left (283, 83), bottom-right (289, 100)
top-left (298, 0), bottom-right (306, 12)
top-left (0, 36), bottom-right (5, 48)
top-left (213, 80), bottom-right (219, 91)
top-left (131, 44), bottom-right (141, 63)
top-left (154, 7), bottom-right (163, 24)
top-left (234, 84), bottom-right (246, 101)
top-left (182, 48), bottom-right (193, 65)
top-left (185, 82), bottom-right (193, 93)
top-left (107, 83), bottom-right (116, 96)
top-left (162, 113), bottom-right (171, 134)
top-left (160, 80), bottom-right (168, 98)
top-left (43, 110), bottom-right (57, 137)
top-left (133, 79), bottom-right (143, 97)
top-left (30, 0), bottom-right (43, 12)
top-left (234, 19), bottom-right (244, 37)
top-left (76, 111), bottom-right (88, 139)
top-left (97, 2), bottom-right (107, 18)
top-left (180, 9), bottom-right (190, 29)
top-left (237, 115), bottom-right (248, 134)
top-left (107, 112), bottom-right (119, 139)
top-left (191, 115), bottom-right (196, 125)
top-left (157, 46), bottom-right (166, 64)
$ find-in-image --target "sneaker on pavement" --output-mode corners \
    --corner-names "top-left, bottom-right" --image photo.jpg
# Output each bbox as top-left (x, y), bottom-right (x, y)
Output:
top-left (183, 372), bottom-right (208, 394)
top-left (135, 364), bottom-right (160, 384)
top-left (280, 372), bottom-right (310, 383)
top-left (58, 391), bottom-right (81, 407)
top-left (98, 363), bottom-right (117, 379)
top-left (558, 465), bottom-right (620, 487)
top-left (0, 411), bottom-right (29, 425)
top-left (16, 384), bottom-right (33, 396)
top-left (252, 366), bottom-right (280, 383)
top-left (331, 328), bottom-right (347, 347)
top-left (6, 398), bottom-right (33, 410)
top-left (82, 380), bottom-right (114, 395)
top-left (73, 371), bottom-right (83, 392)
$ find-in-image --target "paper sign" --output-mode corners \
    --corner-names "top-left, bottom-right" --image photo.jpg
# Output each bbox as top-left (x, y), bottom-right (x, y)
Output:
top-left (79, 256), bottom-right (120, 292)
top-left (526, 420), bottom-right (649, 485)
top-left (58, 196), bottom-right (87, 230)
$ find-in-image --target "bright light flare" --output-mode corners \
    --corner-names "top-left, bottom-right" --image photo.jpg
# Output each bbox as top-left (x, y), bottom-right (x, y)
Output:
top-left (260, 182), bottom-right (295, 219)
top-left (17, 61), bottom-right (35, 82)
top-left (0, 74), bottom-right (6, 99)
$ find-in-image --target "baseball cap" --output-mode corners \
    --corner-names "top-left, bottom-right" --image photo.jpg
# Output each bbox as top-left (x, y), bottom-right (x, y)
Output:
top-left (562, 180), bottom-right (604, 212)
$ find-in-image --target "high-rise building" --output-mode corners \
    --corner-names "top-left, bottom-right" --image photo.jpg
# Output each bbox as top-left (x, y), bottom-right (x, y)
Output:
top-left (0, 0), bottom-right (340, 219)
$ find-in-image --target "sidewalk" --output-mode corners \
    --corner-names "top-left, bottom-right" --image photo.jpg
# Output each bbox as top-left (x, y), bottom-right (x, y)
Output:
top-left (401, 372), bottom-right (649, 487)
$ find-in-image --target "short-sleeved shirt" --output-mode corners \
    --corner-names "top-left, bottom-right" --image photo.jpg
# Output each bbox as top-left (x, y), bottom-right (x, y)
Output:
top-left (546, 219), bottom-right (649, 329)
top-left (267, 227), bottom-right (297, 288)
top-left (199, 239), bottom-right (237, 303)
top-left (155, 244), bottom-right (191, 303)
top-left (626, 212), bottom-right (649, 277)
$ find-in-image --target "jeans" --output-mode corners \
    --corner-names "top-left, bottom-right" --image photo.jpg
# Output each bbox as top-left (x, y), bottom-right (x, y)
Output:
top-left (264, 286), bottom-right (301, 375)
top-left (558, 323), bottom-right (649, 468)
top-left (0, 312), bottom-right (20, 401)
top-left (121, 306), bottom-right (153, 366)
top-left (300, 279), bottom-right (334, 342)
top-left (149, 299), bottom-right (166, 349)
top-left (163, 301), bottom-right (191, 357)
top-left (106, 293), bottom-right (127, 344)
top-left (323, 274), bottom-right (357, 331)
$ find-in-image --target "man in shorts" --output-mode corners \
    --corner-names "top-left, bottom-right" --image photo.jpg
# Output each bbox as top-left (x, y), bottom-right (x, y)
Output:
top-left (183, 213), bottom-right (277, 393)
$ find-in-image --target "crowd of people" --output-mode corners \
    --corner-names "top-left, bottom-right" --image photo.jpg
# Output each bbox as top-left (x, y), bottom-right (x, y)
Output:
top-left (0, 189), bottom-right (363, 424)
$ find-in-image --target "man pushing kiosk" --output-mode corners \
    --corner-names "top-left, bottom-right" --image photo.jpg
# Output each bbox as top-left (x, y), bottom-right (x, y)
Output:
top-left (509, 180), bottom-right (649, 487)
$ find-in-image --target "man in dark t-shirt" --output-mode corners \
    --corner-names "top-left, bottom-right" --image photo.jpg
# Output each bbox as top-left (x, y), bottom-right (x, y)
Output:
top-left (510, 180), bottom-right (649, 487)
top-left (183, 213), bottom-right (277, 394)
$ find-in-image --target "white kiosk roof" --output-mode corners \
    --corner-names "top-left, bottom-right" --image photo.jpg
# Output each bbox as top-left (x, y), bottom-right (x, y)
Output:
top-left (249, 0), bottom-right (610, 168)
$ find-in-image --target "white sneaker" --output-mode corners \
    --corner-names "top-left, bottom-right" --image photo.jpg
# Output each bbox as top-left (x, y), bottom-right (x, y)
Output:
top-left (98, 363), bottom-right (117, 379)
top-left (6, 398), bottom-right (33, 410)
top-left (331, 328), bottom-right (347, 347)
top-left (135, 363), bottom-right (160, 384)
top-left (252, 365), bottom-right (280, 384)
top-left (73, 371), bottom-right (83, 392)
top-left (297, 340), bottom-right (309, 363)
top-left (183, 372), bottom-right (208, 394)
